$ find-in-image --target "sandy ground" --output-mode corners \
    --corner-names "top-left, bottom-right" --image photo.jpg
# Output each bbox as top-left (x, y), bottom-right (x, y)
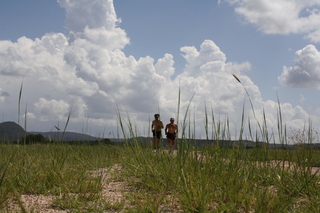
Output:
top-left (4, 164), bottom-right (129, 212)
top-left (3, 158), bottom-right (320, 212)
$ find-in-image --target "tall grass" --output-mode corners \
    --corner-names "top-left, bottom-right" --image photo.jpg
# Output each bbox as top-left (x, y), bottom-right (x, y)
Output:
top-left (119, 143), bottom-right (320, 212)
top-left (1, 125), bottom-right (320, 212)
top-left (113, 77), bottom-right (320, 212)
top-left (1, 82), bottom-right (320, 212)
top-left (17, 80), bottom-right (23, 126)
top-left (61, 107), bottom-right (72, 142)
top-left (0, 144), bottom-right (123, 212)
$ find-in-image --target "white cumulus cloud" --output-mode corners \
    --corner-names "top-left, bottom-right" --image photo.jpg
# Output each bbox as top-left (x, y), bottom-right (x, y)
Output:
top-left (278, 44), bottom-right (320, 89)
top-left (224, 0), bottom-right (320, 42)
top-left (0, 0), bottom-right (315, 141)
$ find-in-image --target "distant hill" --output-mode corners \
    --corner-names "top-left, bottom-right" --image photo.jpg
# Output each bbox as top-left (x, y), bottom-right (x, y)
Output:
top-left (0, 121), bottom-right (25, 142)
top-left (2, 121), bottom-right (320, 148)
top-left (0, 121), bottom-right (101, 143)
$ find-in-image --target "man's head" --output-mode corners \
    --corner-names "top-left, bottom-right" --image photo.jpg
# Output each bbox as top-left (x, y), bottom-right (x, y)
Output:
top-left (154, 114), bottom-right (160, 119)
top-left (170, 118), bottom-right (174, 123)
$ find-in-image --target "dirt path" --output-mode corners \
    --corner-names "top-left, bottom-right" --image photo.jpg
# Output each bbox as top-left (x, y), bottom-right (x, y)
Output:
top-left (4, 164), bottom-right (129, 212)
top-left (4, 160), bottom-right (320, 212)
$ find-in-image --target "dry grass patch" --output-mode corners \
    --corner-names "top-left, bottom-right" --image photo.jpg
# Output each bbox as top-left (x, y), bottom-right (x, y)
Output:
top-left (5, 194), bottom-right (62, 213)
top-left (3, 164), bottom-right (130, 213)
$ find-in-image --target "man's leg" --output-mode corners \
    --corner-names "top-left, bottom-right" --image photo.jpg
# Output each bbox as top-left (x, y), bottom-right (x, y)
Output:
top-left (156, 138), bottom-right (161, 149)
top-left (153, 136), bottom-right (157, 152)
top-left (167, 139), bottom-right (172, 150)
top-left (171, 139), bottom-right (176, 149)
top-left (156, 131), bottom-right (161, 149)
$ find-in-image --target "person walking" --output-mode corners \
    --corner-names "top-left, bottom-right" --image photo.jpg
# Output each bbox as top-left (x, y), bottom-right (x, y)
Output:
top-left (151, 114), bottom-right (164, 152)
top-left (165, 118), bottom-right (178, 153)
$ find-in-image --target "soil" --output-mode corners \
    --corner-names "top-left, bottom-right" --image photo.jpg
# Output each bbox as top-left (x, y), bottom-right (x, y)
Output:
top-left (3, 160), bottom-right (320, 212)
top-left (4, 164), bottom-right (129, 213)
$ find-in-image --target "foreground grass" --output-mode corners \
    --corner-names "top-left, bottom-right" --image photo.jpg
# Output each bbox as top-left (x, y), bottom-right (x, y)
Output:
top-left (0, 143), bottom-right (123, 212)
top-left (121, 141), bottom-right (320, 212)
top-left (1, 142), bottom-right (320, 212)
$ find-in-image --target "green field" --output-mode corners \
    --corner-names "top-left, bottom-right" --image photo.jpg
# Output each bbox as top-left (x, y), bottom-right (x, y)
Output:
top-left (1, 141), bottom-right (320, 212)
top-left (1, 83), bottom-right (319, 212)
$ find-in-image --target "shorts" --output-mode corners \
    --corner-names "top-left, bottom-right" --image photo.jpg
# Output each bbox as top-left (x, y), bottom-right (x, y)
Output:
top-left (166, 133), bottom-right (176, 140)
top-left (152, 130), bottom-right (162, 139)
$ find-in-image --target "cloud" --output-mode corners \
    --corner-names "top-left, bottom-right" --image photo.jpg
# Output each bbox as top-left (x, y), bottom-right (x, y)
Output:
top-left (59, 0), bottom-right (119, 32)
top-left (180, 40), bottom-right (227, 77)
top-left (0, 88), bottom-right (10, 103)
top-left (32, 98), bottom-right (70, 122)
top-left (58, 0), bottom-right (129, 49)
top-left (0, 0), bottom-right (314, 140)
top-left (278, 44), bottom-right (320, 89)
top-left (224, 0), bottom-right (320, 42)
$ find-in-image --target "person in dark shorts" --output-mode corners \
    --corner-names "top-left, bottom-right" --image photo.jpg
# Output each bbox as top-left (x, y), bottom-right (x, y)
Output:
top-left (165, 118), bottom-right (178, 153)
top-left (151, 114), bottom-right (164, 152)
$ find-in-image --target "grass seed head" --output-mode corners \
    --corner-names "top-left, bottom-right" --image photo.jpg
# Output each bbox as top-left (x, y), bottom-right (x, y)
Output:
top-left (232, 74), bottom-right (241, 83)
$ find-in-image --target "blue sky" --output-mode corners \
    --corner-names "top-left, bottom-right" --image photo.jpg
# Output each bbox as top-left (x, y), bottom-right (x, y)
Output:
top-left (1, 0), bottom-right (320, 141)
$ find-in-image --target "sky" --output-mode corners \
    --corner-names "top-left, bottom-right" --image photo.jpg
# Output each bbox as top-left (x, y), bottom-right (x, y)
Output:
top-left (1, 0), bottom-right (320, 142)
